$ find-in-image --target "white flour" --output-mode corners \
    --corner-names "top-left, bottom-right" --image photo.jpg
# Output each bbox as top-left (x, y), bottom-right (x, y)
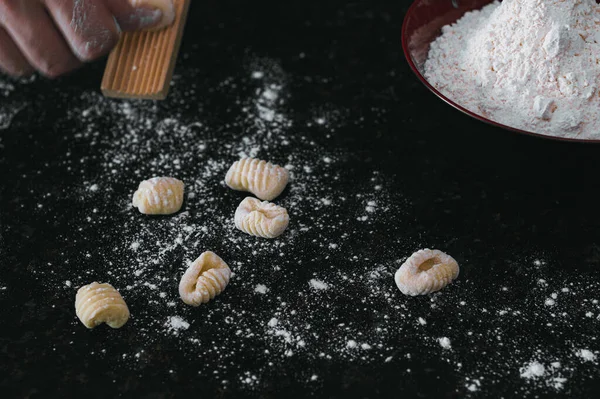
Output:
top-left (520, 360), bottom-right (568, 391)
top-left (166, 316), bottom-right (190, 335)
top-left (576, 348), bottom-right (597, 362)
top-left (424, 0), bottom-right (600, 139)
top-left (308, 279), bottom-right (329, 290)
top-left (438, 337), bottom-right (452, 349)
top-left (520, 360), bottom-right (545, 379)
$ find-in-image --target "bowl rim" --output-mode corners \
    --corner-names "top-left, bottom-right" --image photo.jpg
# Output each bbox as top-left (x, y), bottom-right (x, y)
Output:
top-left (401, 0), bottom-right (599, 144)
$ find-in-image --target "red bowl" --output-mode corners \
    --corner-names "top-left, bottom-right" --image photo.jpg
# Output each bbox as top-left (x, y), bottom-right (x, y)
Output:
top-left (401, 0), bottom-right (599, 143)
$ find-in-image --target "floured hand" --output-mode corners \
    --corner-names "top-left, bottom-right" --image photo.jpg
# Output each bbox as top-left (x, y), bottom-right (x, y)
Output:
top-left (0, 0), bottom-right (174, 78)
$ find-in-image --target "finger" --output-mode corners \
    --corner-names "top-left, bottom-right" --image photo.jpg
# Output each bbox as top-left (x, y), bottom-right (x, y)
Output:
top-left (0, 2), bottom-right (80, 78)
top-left (0, 26), bottom-right (33, 77)
top-left (105, 0), bottom-right (171, 31)
top-left (43, 0), bottom-right (120, 62)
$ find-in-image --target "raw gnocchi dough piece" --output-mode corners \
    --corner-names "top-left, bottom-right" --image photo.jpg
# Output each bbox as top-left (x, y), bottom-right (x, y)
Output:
top-left (394, 249), bottom-right (459, 296)
top-left (179, 251), bottom-right (231, 306)
top-left (132, 176), bottom-right (184, 215)
top-left (235, 197), bottom-right (289, 238)
top-left (129, 0), bottom-right (176, 30)
top-left (75, 282), bottom-right (130, 329)
top-left (225, 157), bottom-right (289, 201)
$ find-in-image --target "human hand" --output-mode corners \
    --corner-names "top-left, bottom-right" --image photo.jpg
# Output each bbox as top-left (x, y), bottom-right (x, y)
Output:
top-left (0, 0), bottom-right (174, 78)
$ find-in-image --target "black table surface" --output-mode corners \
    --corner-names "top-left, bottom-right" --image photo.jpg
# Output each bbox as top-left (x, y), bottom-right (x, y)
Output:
top-left (2, 1), bottom-right (600, 397)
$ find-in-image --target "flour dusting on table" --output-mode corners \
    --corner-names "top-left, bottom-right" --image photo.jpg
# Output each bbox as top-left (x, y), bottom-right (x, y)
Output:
top-left (2, 55), bottom-right (600, 397)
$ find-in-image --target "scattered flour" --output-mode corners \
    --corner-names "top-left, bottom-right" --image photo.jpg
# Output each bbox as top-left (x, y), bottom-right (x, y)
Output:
top-left (520, 361), bottom-right (545, 379)
top-left (465, 378), bottom-right (481, 392)
top-left (2, 54), bottom-right (599, 397)
top-left (254, 284), bottom-right (268, 294)
top-left (166, 316), bottom-right (190, 334)
top-left (0, 103), bottom-right (26, 130)
top-left (309, 279), bottom-right (329, 290)
top-left (346, 340), bottom-right (358, 349)
top-left (438, 337), bottom-right (451, 349)
top-left (576, 349), bottom-right (597, 363)
top-left (519, 359), bottom-right (568, 391)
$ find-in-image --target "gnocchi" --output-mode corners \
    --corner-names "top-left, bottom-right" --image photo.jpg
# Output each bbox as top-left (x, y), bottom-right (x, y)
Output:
top-left (225, 157), bottom-right (289, 201)
top-left (394, 249), bottom-right (459, 296)
top-left (179, 251), bottom-right (231, 306)
top-left (75, 282), bottom-right (130, 329)
top-left (132, 176), bottom-right (184, 215)
top-left (235, 197), bottom-right (289, 238)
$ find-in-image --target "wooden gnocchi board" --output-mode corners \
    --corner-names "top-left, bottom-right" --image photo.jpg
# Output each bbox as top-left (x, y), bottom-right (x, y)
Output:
top-left (101, 0), bottom-right (191, 100)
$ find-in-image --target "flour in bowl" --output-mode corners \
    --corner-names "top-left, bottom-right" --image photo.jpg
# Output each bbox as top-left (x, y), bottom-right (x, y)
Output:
top-left (424, 0), bottom-right (600, 139)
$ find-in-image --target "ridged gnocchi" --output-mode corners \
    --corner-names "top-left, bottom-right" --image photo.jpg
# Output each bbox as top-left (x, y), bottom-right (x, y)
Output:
top-left (179, 251), bottom-right (231, 306)
top-left (235, 197), bottom-right (289, 238)
top-left (225, 157), bottom-right (289, 201)
top-left (394, 249), bottom-right (459, 296)
top-left (132, 176), bottom-right (184, 215)
top-left (75, 282), bottom-right (130, 329)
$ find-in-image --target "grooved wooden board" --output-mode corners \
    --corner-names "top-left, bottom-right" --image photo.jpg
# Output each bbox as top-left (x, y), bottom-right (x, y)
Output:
top-left (101, 0), bottom-right (191, 100)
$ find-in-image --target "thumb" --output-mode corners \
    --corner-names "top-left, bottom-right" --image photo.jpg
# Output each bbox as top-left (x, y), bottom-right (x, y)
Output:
top-left (104, 0), bottom-right (171, 32)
